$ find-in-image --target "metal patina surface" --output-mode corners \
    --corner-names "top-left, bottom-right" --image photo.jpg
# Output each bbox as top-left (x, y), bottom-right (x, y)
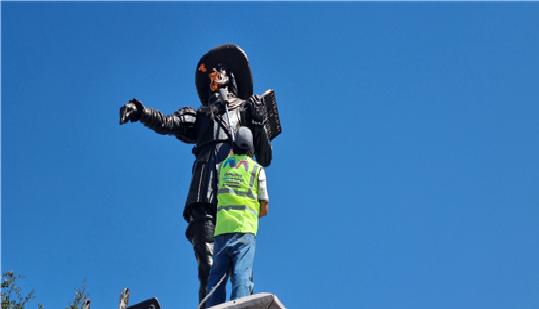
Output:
top-left (119, 44), bottom-right (281, 307)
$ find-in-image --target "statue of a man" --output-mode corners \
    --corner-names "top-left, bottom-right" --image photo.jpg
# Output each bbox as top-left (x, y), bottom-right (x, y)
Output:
top-left (119, 44), bottom-right (280, 305)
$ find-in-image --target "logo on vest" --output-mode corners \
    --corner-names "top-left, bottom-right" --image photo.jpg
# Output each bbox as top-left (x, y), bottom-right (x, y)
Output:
top-left (223, 157), bottom-right (249, 171)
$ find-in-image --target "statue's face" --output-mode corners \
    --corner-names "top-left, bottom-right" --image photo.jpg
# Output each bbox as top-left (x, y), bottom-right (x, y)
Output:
top-left (209, 63), bottom-right (229, 92)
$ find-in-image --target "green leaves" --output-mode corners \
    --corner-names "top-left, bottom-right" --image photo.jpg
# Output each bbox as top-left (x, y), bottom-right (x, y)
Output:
top-left (66, 279), bottom-right (88, 309)
top-left (1, 272), bottom-right (88, 309)
top-left (1, 271), bottom-right (37, 309)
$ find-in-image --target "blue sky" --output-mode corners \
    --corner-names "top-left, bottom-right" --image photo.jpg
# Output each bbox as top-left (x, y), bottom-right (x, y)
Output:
top-left (2, 2), bottom-right (538, 309)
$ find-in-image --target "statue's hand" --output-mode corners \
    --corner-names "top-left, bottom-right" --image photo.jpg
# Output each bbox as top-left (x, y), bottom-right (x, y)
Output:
top-left (119, 98), bottom-right (143, 125)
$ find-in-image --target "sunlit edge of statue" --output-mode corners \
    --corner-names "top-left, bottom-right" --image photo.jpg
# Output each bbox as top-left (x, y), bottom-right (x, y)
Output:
top-left (119, 44), bottom-right (281, 307)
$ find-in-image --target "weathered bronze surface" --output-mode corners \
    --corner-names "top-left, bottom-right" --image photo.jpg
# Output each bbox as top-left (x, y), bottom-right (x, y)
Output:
top-left (119, 44), bottom-right (280, 307)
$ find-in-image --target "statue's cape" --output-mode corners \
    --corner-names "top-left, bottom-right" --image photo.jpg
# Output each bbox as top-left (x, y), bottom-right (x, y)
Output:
top-left (196, 44), bottom-right (253, 106)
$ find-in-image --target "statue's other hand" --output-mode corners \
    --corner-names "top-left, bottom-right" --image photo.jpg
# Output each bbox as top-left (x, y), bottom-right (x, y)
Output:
top-left (119, 102), bottom-right (138, 125)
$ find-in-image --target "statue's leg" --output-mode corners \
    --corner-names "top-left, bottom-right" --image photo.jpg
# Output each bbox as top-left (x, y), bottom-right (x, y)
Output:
top-left (192, 233), bottom-right (213, 305)
top-left (186, 205), bottom-right (215, 308)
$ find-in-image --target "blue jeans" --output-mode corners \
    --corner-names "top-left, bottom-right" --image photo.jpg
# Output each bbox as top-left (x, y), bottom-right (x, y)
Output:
top-left (205, 233), bottom-right (256, 308)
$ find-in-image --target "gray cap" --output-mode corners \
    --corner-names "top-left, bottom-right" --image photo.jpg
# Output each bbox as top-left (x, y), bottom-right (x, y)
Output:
top-left (235, 126), bottom-right (253, 149)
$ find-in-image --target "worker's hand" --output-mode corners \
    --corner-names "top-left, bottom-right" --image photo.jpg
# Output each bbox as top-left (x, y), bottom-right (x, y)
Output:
top-left (120, 98), bottom-right (143, 125)
top-left (259, 201), bottom-right (268, 218)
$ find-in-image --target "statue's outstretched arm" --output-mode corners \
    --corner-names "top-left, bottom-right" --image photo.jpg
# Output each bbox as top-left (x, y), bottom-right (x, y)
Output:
top-left (119, 98), bottom-right (197, 144)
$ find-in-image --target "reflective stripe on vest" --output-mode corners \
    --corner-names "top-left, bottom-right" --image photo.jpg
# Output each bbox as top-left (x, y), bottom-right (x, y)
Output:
top-left (217, 205), bottom-right (258, 217)
top-left (217, 188), bottom-right (257, 201)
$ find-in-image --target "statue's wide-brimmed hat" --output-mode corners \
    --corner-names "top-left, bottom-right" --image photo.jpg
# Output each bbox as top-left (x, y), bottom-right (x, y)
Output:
top-left (196, 44), bottom-right (253, 105)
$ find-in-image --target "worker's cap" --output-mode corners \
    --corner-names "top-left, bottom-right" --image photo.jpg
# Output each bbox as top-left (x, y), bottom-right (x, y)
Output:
top-left (235, 127), bottom-right (253, 149)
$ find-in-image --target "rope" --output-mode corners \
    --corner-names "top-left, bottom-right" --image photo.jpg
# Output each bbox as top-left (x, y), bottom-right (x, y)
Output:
top-left (197, 272), bottom-right (228, 309)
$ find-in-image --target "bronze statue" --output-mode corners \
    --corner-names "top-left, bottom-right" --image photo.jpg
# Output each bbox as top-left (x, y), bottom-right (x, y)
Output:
top-left (119, 44), bottom-right (281, 306)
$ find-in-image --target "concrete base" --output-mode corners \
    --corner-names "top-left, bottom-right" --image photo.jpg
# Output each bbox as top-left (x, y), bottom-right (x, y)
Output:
top-left (208, 293), bottom-right (286, 309)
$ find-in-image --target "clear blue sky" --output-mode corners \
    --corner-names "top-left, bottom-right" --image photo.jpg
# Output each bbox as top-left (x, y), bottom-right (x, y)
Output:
top-left (2, 2), bottom-right (538, 309)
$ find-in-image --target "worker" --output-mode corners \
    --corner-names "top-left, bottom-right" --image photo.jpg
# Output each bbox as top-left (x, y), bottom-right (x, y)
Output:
top-left (205, 126), bottom-right (269, 308)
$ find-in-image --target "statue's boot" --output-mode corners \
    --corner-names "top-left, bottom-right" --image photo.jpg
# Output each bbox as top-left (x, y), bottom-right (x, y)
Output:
top-left (193, 237), bottom-right (213, 308)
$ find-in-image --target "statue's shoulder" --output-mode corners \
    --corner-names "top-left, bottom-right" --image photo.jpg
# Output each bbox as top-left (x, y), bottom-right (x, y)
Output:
top-left (173, 107), bottom-right (197, 125)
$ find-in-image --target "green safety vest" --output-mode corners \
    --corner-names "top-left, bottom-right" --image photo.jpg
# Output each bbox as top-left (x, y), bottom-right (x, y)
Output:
top-left (215, 154), bottom-right (262, 236)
